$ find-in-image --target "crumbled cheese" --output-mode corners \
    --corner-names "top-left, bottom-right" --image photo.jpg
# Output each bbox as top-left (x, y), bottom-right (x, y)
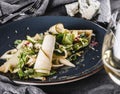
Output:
top-left (65, 2), bottom-right (79, 16)
top-left (78, 0), bottom-right (100, 19)
top-left (28, 43), bottom-right (33, 48)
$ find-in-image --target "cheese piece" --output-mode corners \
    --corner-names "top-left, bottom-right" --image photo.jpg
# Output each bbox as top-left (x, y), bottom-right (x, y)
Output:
top-left (0, 49), bottom-right (21, 73)
top-left (78, 0), bottom-right (100, 19)
top-left (65, 2), bottom-right (79, 16)
top-left (34, 35), bottom-right (55, 74)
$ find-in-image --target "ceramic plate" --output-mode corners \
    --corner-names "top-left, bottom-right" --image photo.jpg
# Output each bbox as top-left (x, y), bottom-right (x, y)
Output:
top-left (0, 16), bottom-right (106, 85)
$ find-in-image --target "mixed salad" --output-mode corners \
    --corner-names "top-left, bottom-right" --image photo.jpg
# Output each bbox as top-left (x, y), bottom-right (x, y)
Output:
top-left (0, 23), bottom-right (93, 80)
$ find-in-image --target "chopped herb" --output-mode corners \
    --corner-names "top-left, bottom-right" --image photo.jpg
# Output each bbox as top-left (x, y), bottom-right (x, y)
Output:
top-left (27, 36), bottom-right (36, 43)
top-left (62, 33), bottom-right (74, 45)
top-left (14, 40), bottom-right (22, 45)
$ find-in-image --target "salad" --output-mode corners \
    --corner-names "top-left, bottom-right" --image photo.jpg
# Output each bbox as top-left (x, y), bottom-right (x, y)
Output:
top-left (0, 23), bottom-right (93, 80)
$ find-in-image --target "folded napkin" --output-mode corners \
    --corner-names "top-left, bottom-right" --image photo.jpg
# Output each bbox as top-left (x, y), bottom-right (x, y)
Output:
top-left (0, 0), bottom-right (120, 94)
top-left (0, 74), bottom-right (46, 94)
top-left (0, 0), bottom-right (77, 24)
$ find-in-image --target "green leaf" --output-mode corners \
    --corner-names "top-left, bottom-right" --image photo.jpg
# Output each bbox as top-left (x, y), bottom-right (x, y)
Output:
top-left (73, 43), bottom-right (83, 51)
top-left (27, 36), bottom-right (36, 43)
top-left (17, 52), bottom-right (28, 78)
top-left (80, 38), bottom-right (89, 47)
top-left (79, 33), bottom-right (86, 38)
top-left (18, 69), bottom-right (24, 78)
top-left (30, 72), bottom-right (48, 78)
top-left (24, 68), bottom-right (35, 75)
top-left (18, 53), bottom-right (27, 68)
top-left (49, 70), bottom-right (56, 76)
top-left (14, 40), bottom-right (22, 45)
top-left (17, 68), bottom-right (35, 79)
top-left (56, 33), bottom-right (64, 43)
top-left (68, 54), bottom-right (78, 61)
top-left (23, 47), bottom-right (35, 55)
top-left (62, 33), bottom-right (74, 45)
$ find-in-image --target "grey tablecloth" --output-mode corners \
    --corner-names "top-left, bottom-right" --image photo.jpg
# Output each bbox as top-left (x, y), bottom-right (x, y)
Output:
top-left (0, 0), bottom-right (120, 94)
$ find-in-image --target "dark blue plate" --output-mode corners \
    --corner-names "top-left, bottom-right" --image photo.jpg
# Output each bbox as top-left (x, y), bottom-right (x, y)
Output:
top-left (0, 16), bottom-right (106, 85)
